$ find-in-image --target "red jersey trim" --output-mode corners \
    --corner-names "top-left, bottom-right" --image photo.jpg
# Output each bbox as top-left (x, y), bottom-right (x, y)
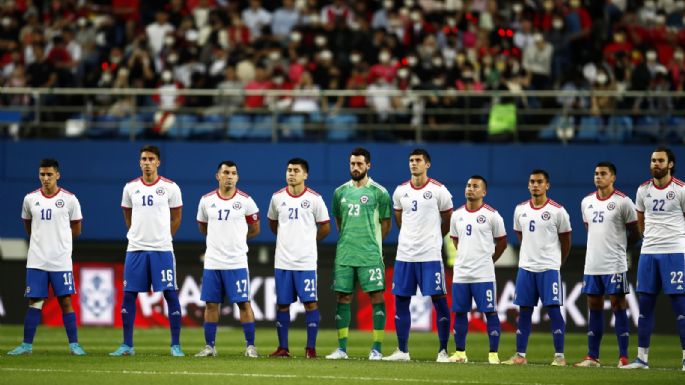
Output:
top-left (237, 189), bottom-right (249, 198)
top-left (440, 208), bottom-right (454, 213)
top-left (306, 187), bottom-right (321, 196)
top-left (674, 177), bottom-right (684, 186)
top-left (394, 208), bottom-right (402, 212)
top-left (494, 235), bottom-right (507, 240)
top-left (141, 176), bottom-right (161, 186)
top-left (529, 199), bottom-right (550, 210)
top-left (410, 179), bottom-right (430, 190)
top-left (160, 176), bottom-right (175, 184)
top-left (615, 189), bottom-right (626, 197)
top-left (40, 188), bottom-right (61, 199)
top-left (429, 178), bottom-right (443, 186)
top-left (202, 190), bottom-right (216, 198)
top-left (595, 190), bottom-right (615, 201)
top-left (286, 187), bottom-right (307, 198)
top-left (70, 219), bottom-right (82, 223)
top-left (450, 235), bottom-right (458, 240)
top-left (640, 179), bottom-right (651, 187)
top-left (549, 199), bottom-right (562, 208)
top-left (626, 220), bottom-right (638, 225)
top-left (316, 219), bottom-right (331, 224)
top-left (216, 189), bottom-right (237, 201)
top-left (465, 204), bottom-right (484, 213)
top-left (61, 188), bottom-right (74, 196)
top-left (652, 177), bottom-right (673, 190)
top-left (197, 220), bottom-right (208, 224)
top-left (273, 187), bottom-right (287, 195)
top-left (170, 205), bottom-right (183, 209)
top-left (518, 200), bottom-right (530, 206)
top-left (121, 206), bottom-right (132, 209)
top-left (483, 204), bottom-right (496, 212)
top-left (245, 212), bottom-right (260, 224)
top-left (558, 230), bottom-right (572, 235)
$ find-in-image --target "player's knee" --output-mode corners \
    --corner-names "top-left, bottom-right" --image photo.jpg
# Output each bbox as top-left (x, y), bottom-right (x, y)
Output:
top-left (206, 302), bottom-right (220, 312)
top-left (29, 299), bottom-right (44, 309)
top-left (609, 295), bottom-right (627, 311)
top-left (57, 296), bottom-right (73, 312)
top-left (277, 304), bottom-right (290, 312)
top-left (336, 293), bottom-right (353, 303)
top-left (303, 301), bottom-right (318, 311)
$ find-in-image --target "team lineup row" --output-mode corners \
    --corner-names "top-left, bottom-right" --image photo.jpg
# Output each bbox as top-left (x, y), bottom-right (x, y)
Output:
top-left (7, 145), bottom-right (685, 371)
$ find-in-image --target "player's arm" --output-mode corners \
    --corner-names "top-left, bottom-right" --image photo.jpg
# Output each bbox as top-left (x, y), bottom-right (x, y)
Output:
top-left (317, 221), bottom-right (331, 241)
top-left (380, 218), bottom-right (391, 239)
top-left (493, 236), bottom-right (507, 262)
top-left (451, 237), bottom-right (458, 250)
top-left (440, 210), bottom-right (452, 237)
top-left (198, 222), bottom-right (208, 235)
top-left (636, 211), bottom-right (645, 237)
top-left (626, 221), bottom-right (641, 246)
top-left (559, 231), bottom-right (572, 265)
top-left (71, 220), bottom-right (82, 238)
top-left (515, 230), bottom-right (522, 242)
top-left (123, 208), bottom-right (132, 229)
top-left (334, 216), bottom-right (342, 232)
top-left (247, 220), bottom-right (260, 239)
top-left (268, 219), bottom-right (278, 235)
top-left (170, 207), bottom-right (182, 235)
top-left (23, 219), bottom-right (31, 236)
top-left (394, 209), bottom-right (402, 229)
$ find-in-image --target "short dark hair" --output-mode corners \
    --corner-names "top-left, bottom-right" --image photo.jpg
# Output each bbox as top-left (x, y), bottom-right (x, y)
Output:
top-left (140, 145), bottom-right (161, 160)
top-left (351, 147), bottom-right (371, 163)
top-left (530, 169), bottom-right (550, 182)
top-left (39, 158), bottom-right (59, 170)
top-left (288, 158), bottom-right (309, 173)
top-left (469, 175), bottom-right (487, 189)
top-left (410, 148), bottom-right (431, 163)
top-left (595, 161), bottom-right (617, 175)
top-left (654, 146), bottom-right (676, 175)
top-left (217, 160), bottom-right (237, 171)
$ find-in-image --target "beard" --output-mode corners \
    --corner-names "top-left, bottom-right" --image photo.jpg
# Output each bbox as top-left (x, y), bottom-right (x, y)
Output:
top-left (651, 167), bottom-right (669, 179)
top-left (350, 170), bottom-right (367, 182)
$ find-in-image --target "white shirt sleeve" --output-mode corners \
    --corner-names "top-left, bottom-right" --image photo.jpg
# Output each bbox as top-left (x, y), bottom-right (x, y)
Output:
top-left (267, 195), bottom-right (278, 221)
top-left (392, 187), bottom-right (402, 211)
top-left (196, 197), bottom-right (207, 223)
top-left (438, 185), bottom-right (453, 212)
top-left (314, 195), bottom-right (330, 223)
top-left (513, 205), bottom-right (522, 232)
top-left (492, 211), bottom-right (507, 238)
top-left (21, 195), bottom-right (31, 220)
top-left (69, 195), bottom-right (83, 221)
top-left (623, 197), bottom-right (637, 224)
top-left (121, 185), bottom-right (132, 208)
top-left (245, 196), bottom-right (260, 217)
top-left (580, 198), bottom-right (588, 224)
top-left (169, 183), bottom-right (183, 208)
top-left (557, 207), bottom-right (572, 233)
top-left (635, 187), bottom-right (645, 212)
top-left (449, 211), bottom-right (458, 238)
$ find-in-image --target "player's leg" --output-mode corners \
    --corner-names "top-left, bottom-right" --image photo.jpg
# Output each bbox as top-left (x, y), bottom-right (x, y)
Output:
top-left (237, 301), bottom-right (258, 357)
top-left (606, 271), bottom-right (630, 367)
top-left (449, 283), bottom-right (471, 363)
top-left (111, 251), bottom-right (147, 356)
top-left (272, 268), bottom-right (294, 357)
top-left (503, 269), bottom-right (536, 365)
top-left (386, 260), bottom-right (415, 359)
top-left (622, 254), bottom-right (658, 369)
top-left (52, 270), bottom-right (84, 355)
top-left (151, 251), bottom-right (183, 356)
top-left (197, 269), bottom-right (222, 357)
top-left (294, 270), bottom-right (319, 357)
top-left (661, 254), bottom-right (685, 370)
top-left (575, 274), bottom-right (604, 367)
top-left (472, 282), bottom-right (500, 364)
top-left (326, 264), bottom-right (354, 359)
top-left (8, 269), bottom-right (46, 355)
top-left (358, 262), bottom-right (386, 360)
top-left (303, 301), bottom-right (319, 358)
top-left (424, 262), bottom-right (450, 359)
top-left (540, 270), bottom-right (565, 366)
top-left (224, 268), bottom-right (257, 357)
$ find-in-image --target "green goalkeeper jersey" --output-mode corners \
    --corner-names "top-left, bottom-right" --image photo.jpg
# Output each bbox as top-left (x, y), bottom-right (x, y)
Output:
top-left (332, 178), bottom-right (391, 266)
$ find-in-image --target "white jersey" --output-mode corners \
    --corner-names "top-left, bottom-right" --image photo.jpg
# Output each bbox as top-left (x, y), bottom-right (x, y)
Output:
top-left (267, 187), bottom-right (330, 270)
top-left (635, 177), bottom-right (685, 254)
top-left (581, 190), bottom-right (637, 275)
top-left (449, 203), bottom-right (507, 283)
top-left (393, 178), bottom-right (453, 262)
top-left (197, 189), bottom-right (260, 270)
top-left (513, 199), bottom-right (572, 272)
top-left (22, 188), bottom-right (83, 271)
top-left (121, 176), bottom-right (182, 252)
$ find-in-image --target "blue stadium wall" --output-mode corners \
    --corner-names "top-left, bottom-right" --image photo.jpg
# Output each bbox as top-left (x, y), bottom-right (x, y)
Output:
top-left (0, 139), bottom-right (680, 245)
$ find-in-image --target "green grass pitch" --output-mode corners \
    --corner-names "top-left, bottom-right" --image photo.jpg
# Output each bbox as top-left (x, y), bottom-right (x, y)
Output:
top-left (1, 326), bottom-right (682, 385)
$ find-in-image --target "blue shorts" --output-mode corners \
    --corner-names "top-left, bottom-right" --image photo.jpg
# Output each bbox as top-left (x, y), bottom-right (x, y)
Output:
top-left (201, 268), bottom-right (251, 304)
top-left (392, 260), bottom-right (447, 297)
top-left (451, 282), bottom-right (497, 313)
top-left (637, 253), bottom-right (685, 295)
top-left (25, 268), bottom-right (76, 298)
top-left (124, 251), bottom-right (177, 292)
top-left (514, 268), bottom-right (563, 307)
top-left (275, 269), bottom-right (318, 305)
top-left (582, 273), bottom-right (630, 296)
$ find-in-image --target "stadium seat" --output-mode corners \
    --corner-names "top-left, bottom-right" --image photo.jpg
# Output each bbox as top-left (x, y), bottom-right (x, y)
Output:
top-left (280, 115), bottom-right (306, 140)
top-left (664, 116), bottom-right (685, 143)
top-left (605, 115), bottom-right (632, 143)
top-left (572, 116), bottom-right (602, 142)
top-left (165, 114), bottom-right (196, 139)
top-left (631, 116), bottom-right (661, 142)
top-left (192, 114), bottom-right (226, 139)
top-left (88, 115), bottom-right (120, 138)
top-left (326, 113), bottom-right (358, 141)
top-left (118, 114), bottom-right (146, 139)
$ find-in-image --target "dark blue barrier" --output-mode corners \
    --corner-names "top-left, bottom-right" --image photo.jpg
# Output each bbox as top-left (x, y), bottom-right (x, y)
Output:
top-left (1, 140), bottom-right (681, 245)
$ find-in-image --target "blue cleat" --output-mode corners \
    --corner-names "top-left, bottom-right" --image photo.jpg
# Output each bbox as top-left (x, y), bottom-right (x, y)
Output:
top-left (109, 344), bottom-right (135, 356)
top-left (69, 342), bottom-right (86, 356)
top-left (7, 343), bottom-right (32, 356)
top-left (170, 345), bottom-right (185, 357)
top-left (620, 357), bottom-right (649, 369)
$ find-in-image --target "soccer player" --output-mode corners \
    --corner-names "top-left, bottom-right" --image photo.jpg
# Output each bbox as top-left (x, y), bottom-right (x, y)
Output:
top-left (622, 147), bottom-right (685, 371)
top-left (383, 149), bottom-right (453, 362)
top-left (326, 147), bottom-right (392, 360)
top-left (503, 169), bottom-right (572, 366)
top-left (110, 145), bottom-right (185, 357)
top-left (195, 161), bottom-right (260, 358)
top-left (575, 162), bottom-right (639, 368)
top-left (448, 175), bottom-right (507, 365)
top-left (8, 159), bottom-right (86, 356)
top-left (267, 158), bottom-right (330, 358)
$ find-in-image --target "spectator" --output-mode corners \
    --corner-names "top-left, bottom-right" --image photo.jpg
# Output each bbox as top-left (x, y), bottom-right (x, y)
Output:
top-left (146, 11), bottom-right (175, 56)
top-left (242, 0), bottom-right (272, 41)
top-left (523, 33), bottom-right (553, 90)
top-left (271, 0), bottom-right (300, 41)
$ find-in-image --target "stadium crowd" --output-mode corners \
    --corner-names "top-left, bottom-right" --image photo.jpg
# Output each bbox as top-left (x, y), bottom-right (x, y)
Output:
top-left (1, 0), bottom-right (685, 141)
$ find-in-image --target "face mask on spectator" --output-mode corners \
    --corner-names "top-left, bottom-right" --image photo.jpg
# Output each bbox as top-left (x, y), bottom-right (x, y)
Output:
top-left (269, 50), bottom-right (281, 61)
top-left (78, 17), bottom-right (87, 27)
top-left (596, 72), bottom-right (608, 85)
top-left (384, 0), bottom-right (394, 10)
top-left (162, 70), bottom-right (173, 82)
top-left (675, 50), bottom-right (684, 61)
top-left (543, 0), bottom-right (554, 11)
top-left (432, 56), bottom-right (443, 67)
top-left (397, 68), bottom-right (409, 79)
top-left (273, 76), bottom-right (284, 85)
top-left (2, 17), bottom-right (12, 27)
top-left (407, 55), bottom-right (418, 67)
top-left (320, 50), bottom-right (332, 61)
top-left (432, 76), bottom-right (444, 86)
top-left (646, 51), bottom-right (657, 62)
top-left (569, 0), bottom-right (581, 8)
top-left (350, 53), bottom-right (362, 64)
top-left (315, 35), bottom-right (327, 47)
top-left (404, 0), bottom-right (415, 7)
top-left (552, 18), bottom-right (563, 30)
top-left (167, 53), bottom-right (179, 64)
top-left (164, 36), bottom-right (175, 47)
top-left (290, 31), bottom-right (302, 42)
top-left (455, 53), bottom-right (465, 66)
top-left (102, 72), bottom-right (112, 83)
top-left (644, 0), bottom-right (655, 10)
top-left (655, 15), bottom-right (665, 25)
top-left (379, 51), bottom-right (391, 64)
top-left (512, 3), bottom-right (523, 13)
top-left (446, 17), bottom-right (456, 27)
top-left (410, 11), bottom-right (421, 22)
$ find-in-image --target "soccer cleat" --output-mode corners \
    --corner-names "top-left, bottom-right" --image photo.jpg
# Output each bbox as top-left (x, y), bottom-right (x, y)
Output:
top-left (245, 345), bottom-right (258, 358)
top-left (436, 349), bottom-right (449, 363)
top-left (305, 347), bottom-right (316, 358)
top-left (194, 345), bottom-right (217, 357)
top-left (69, 342), bottom-right (86, 356)
top-left (551, 356), bottom-right (567, 366)
top-left (368, 349), bottom-right (383, 360)
top-left (574, 356), bottom-right (600, 367)
top-left (502, 353), bottom-right (527, 365)
top-left (449, 351), bottom-right (468, 363)
top-left (325, 348), bottom-right (348, 360)
top-left (7, 343), bottom-right (32, 356)
top-left (170, 345), bottom-right (185, 357)
top-left (381, 348), bottom-right (410, 361)
top-left (269, 347), bottom-right (290, 357)
top-left (617, 356), bottom-right (629, 368)
top-left (488, 352), bottom-right (500, 364)
top-left (620, 358), bottom-right (649, 369)
top-left (109, 344), bottom-right (135, 356)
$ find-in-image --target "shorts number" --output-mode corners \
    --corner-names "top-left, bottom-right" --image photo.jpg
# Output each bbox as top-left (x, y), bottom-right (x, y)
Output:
top-left (142, 195), bottom-right (153, 206)
top-left (529, 220), bottom-right (535, 232)
top-left (411, 200), bottom-right (417, 211)
top-left (592, 211), bottom-right (604, 223)
top-left (486, 289), bottom-right (493, 303)
top-left (217, 209), bottom-right (230, 220)
top-left (652, 199), bottom-right (665, 212)
top-left (368, 268), bottom-right (383, 281)
top-left (288, 207), bottom-right (299, 219)
top-left (465, 224), bottom-right (472, 236)
top-left (62, 272), bottom-right (73, 285)
top-left (160, 269), bottom-right (173, 283)
top-left (552, 282), bottom-right (559, 295)
top-left (235, 279), bottom-right (247, 293)
top-left (434, 272), bottom-right (442, 285)
top-left (347, 204), bottom-right (360, 216)
top-left (304, 278), bottom-right (316, 292)
top-left (40, 208), bottom-right (52, 220)
top-left (610, 274), bottom-right (623, 283)
top-left (671, 271), bottom-right (684, 284)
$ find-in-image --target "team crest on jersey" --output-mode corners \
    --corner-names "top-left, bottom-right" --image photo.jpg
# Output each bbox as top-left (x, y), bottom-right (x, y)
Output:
top-left (55, 199), bottom-right (65, 208)
top-left (477, 215), bottom-right (486, 224)
top-left (360, 195), bottom-right (369, 204)
top-left (301, 200), bottom-right (311, 209)
top-left (233, 202), bottom-right (242, 210)
top-left (667, 191), bottom-right (676, 200)
top-left (25, 286), bottom-right (31, 295)
top-left (423, 191), bottom-right (433, 200)
top-left (155, 187), bottom-right (165, 196)
top-left (607, 202), bottom-right (616, 210)
top-left (541, 211), bottom-right (551, 221)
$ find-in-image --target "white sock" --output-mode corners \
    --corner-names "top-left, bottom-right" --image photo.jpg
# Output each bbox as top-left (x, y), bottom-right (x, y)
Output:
top-left (682, 349), bottom-right (685, 361)
top-left (637, 347), bottom-right (649, 362)
top-left (517, 352), bottom-right (526, 357)
top-left (555, 353), bottom-right (565, 358)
